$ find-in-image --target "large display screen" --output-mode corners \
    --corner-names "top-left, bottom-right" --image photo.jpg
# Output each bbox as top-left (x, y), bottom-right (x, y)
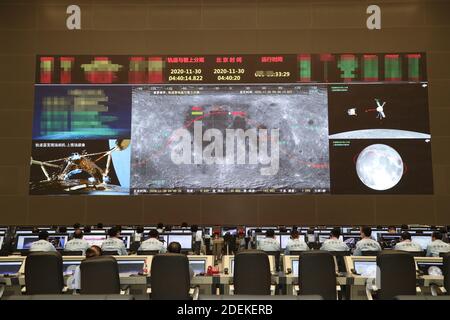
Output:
top-left (29, 53), bottom-right (432, 195)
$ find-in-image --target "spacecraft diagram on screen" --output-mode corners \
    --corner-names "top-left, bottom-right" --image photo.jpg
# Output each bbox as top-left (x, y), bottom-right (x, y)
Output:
top-left (29, 139), bottom-right (130, 193)
top-left (365, 98), bottom-right (387, 119)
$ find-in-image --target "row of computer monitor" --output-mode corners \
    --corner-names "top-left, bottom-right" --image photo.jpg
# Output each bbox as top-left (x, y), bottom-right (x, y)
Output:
top-left (9, 231), bottom-right (435, 252)
top-left (13, 233), bottom-right (194, 252)
top-left (254, 232), bottom-right (433, 251)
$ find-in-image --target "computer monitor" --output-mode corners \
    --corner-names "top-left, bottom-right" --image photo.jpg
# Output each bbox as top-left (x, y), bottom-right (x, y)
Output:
top-left (83, 234), bottom-right (107, 247)
top-left (16, 234), bottom-right (68, 250)
top-left (370, 230), bottom-right (383, 241)
top-left (120, 229), bottom-right (135, 236)
top-left (48, 234), bottom-right (69, 250)
top-left (279, 234), bottom-right (291, 250)
top-left (411, 235), bottom-right (432, 251)
top-left (0, 261), bottom-right (23, 275)
top-left (342, 234), bottom-right (361, 249)
top-left (62, 260), bottom-right (82, 276)
top-left (203, 227), bottom-right (213, 236)
top-left (118, 235), bottom-right (132, 249)
top-left (378, 233), bottom-right (401, 248)
top-left (89, 230), bottom-right (106, 235)
top-left (167, 234), bottom-right (192, 250)
top-left (189, 259), bottom-right (206, 276)
top-left (416, 261), bottom-right (443, 276)
top-left (255, 234), bottom-right (266, 243)
top-left (221, 227), bottom-right (237, 236)
top-left (158, 234), bottom-right (169, 245)
top-left (353, 260), bottom-right (377, 277)
top-left (318, 233), bottom-right (330, 243)
top-left (117, 259), bottom-right (146, 276)
top-left (16, 235), bottom-right (38, 250)
top-left (291, 259), bottom-right (299, 277)
top-left (15, 230), bottom-right (33, 235)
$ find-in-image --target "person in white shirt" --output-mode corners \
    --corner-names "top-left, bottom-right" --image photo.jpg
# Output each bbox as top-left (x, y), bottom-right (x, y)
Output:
top-left (138, 229), bottom-right (167, 253)
top-left (101, 227), bottom-right (128, 255)
top-left (134, 226), bottom-right (144, 243)
top-left (191, 225), bottom-right (203, 255)
top-left (29, 230), bottom-right (57, 252)
top-left (394, 231), bottom-right (423, 252)
top-left (426, 231), bottom-right (450, 257)
top-left (285, 229), bottom-right (309, 254)
top-left (353, 226), bottom-right (382, 256)
top-left (64, 229), bottom-right (90, 255)
top-left (156, 223), bottom-right (164, 234)
top-left (257, 229), bottom-right (280, 252)
top-left (68, 245), bottom-right (102, 291)
top-left (321, 227), bottom-right (350, 252)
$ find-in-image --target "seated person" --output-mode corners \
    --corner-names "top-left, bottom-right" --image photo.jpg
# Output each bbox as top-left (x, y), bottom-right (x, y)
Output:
top-left (353, 226), bottom-right (382, 256)
top-left (138, 229), bottom-right (167, 253)
top-left (320, 227), bottom-right (349, 252)
top-left (134, 226), bottom-right (144, 242)
top-left (426, 231), bottom-right (450, 257)
top-left (64, 229), bottom-right (90, 255)
top-left (387, 226), bottom-right (397, 234)
top-left (285, 229), bottom-right (309, 254)
top-left (29, 230), bottom-right (56, 252)
top-left (394, 231), bottom-right (422, 252)
top-left (68, 245), bottom-right (102, 291)
top-left (167, 241), bottom-right (194, 279)
top-left (101, 226), bottom-right (128, 255)
top-left (257, 229), bottom-right (280, 252)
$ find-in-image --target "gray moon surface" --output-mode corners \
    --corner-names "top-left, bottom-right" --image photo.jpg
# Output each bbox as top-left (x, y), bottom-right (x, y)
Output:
top-left (130, 86), bottom-right (330, 190)
top-left (329, 129), bottom-right (431, 139)
top-left (356, 144), bottom-right (404, 191)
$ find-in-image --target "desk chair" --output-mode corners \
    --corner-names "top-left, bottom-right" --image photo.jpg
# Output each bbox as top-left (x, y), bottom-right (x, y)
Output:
top-left (362, 250), bottom-right (381, 256)
top-left (233, 250), bottom-right (271, 295)
top-left (137, 250), bottom-right (159, 255)
top-left (298, 251), bottom-right (338, 300)
top-left (25, 252), bottom-right (64, 295)
top-left (62, 250), bottom-right (83, 256)
top-left (367, 251), bottom-right (417, 300)
top-left (80, 256), bottom-right (120, 294)
top-left (150, 253), bottom-right (195, 300)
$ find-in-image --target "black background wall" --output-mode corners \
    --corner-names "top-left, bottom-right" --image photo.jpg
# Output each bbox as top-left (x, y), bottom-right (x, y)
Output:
top-left (0, 0), bottom-right (449, 226)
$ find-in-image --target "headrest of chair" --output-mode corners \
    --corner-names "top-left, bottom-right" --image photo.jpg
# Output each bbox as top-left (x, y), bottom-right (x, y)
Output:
top-left (27, 251), bottom-right (62, 259)
top-left (81, 255), bottom-right (117, 266)
top-left (151, 253), bottom-right (189, 266)
top-left (300, 250), bottom-right (333, 258)
top-left (235, 250), bottom-right (268, 257)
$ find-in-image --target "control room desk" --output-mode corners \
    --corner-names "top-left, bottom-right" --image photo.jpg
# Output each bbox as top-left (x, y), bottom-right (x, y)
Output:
top-left (1, 273), bottom-right (443, 298)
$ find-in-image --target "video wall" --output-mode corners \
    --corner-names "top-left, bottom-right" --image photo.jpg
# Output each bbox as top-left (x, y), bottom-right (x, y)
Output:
top-left (29, 53), bottom-right (433, 195)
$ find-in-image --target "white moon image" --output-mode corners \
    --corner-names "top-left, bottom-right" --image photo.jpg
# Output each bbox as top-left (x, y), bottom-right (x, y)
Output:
top-left (356, 144), bottom-right (404, 191)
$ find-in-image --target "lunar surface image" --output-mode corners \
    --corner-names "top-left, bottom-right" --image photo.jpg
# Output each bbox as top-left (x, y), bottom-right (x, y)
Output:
top-left (356, 144), bottom-right (404, 191)
top-left (130, 85), bottom-right (330, 192)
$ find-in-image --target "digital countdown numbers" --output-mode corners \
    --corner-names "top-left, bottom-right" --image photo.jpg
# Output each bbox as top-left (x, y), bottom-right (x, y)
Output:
top-left (37, 53), bottom-right (426, 85)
